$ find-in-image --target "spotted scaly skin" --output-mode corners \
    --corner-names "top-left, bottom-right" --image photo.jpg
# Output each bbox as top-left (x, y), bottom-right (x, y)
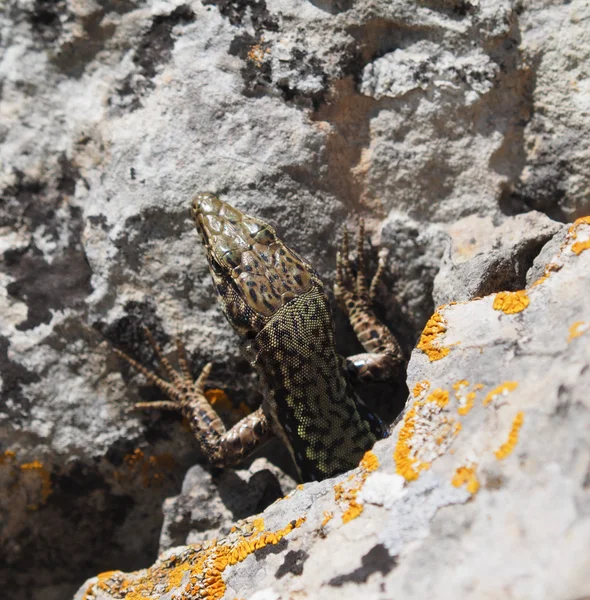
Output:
top-left (115, 193), bottom-right (403, 482)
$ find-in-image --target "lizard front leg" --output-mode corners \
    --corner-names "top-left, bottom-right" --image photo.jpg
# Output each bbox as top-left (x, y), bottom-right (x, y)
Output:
top-left (114, 327), bottom-right (272, 468)
top-left (335, 220), bottom-right (404, 382)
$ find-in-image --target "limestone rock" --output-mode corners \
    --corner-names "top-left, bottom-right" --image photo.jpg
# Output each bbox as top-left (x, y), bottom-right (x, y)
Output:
top-left (433, 211), bottom-right (564, 306)
top-left (76, 219), bottom-right (590, 600)
top-left (1, 0), bottom-right (589, 597)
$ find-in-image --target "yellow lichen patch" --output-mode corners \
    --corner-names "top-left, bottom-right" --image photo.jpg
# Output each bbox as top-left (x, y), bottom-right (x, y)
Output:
top-left (457, 392), bottom-right (476, 416)
top-left (206, 388), bottom-right (231, 408)
top-left (417, 311), bottom-right (451, 361)
top-left (84, 515), bottom-right (306, 600)
top-left (568, 215), bottom-right (590, 236)
top-left (495, 412), bottom-right (525, 460)
top-left (0, 449), bottom-right (16, 464)
top-left (120, 448), bottom-right (176, 487)
top-left (321, 511), bottom-right (334, 527)
top-left (394, 405), bottom-right (425, 482)
top-left (454, 381), bottom-right (482, 416)
top-left (413, 380), bottom-right (430, 397)
top-left (530, 273), bottom-right (549, 288)
top-left (568, 321), bottom-right (588, 342)
top-left (493, 290), bottom-right (530, 314)
top-left (572, 239), bottom-right (590, 255)
top-left (252, 518), bottom-right (265, 532)
top-left (451, 465), bottom-right (480, 495)
top-left (205, 389), bottom-right (251, 419)
top-left (334, 450), bottom-right (380, 524)
top-left (19, 460), bottom-right (52, 510)
top-left (427, 388), bottom-right (449, 408)
top-left (359, 450), bottom-right (379, 472)
top-left (341, 500), bottom-right (363, 523)
top-left (530, 216), bottom-right (589, 287)
top-left (452, 380), bottom-right (469, 392)
top-left (567, 216), bottom-right (590, 255)
top-left (247, 43), bottom-right (267, 66)
top-left (394, 386), bottom-right (465, 482)
top-left (165, 560), bottom-right (191, 592)
top-left (483, 381), bottom-right (518, 407)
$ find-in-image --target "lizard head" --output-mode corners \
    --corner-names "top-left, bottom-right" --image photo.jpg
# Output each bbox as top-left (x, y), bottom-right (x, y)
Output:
top-left (190, 192), bottom-right (319, 338)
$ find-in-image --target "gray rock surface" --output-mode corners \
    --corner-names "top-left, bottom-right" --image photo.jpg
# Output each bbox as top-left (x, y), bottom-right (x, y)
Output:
top-left (433, 210), bottom-right (564, 306)
top-left (76, 219), bottom-right (590, 599)
top-left (0, 0), bottom-right (589, 598)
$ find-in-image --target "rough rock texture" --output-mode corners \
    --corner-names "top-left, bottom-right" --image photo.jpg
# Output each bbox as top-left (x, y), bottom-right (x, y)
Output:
top-left (433, 210), bottom-right (564, 306)
top-left (76, 219), bottom-right (590, 599)
top-left (1, 0), bottom-right (589, 598)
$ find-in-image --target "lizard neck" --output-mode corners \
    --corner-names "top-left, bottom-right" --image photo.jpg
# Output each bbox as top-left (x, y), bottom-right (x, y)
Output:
top-left (247, 285), bottom-right (378, 482)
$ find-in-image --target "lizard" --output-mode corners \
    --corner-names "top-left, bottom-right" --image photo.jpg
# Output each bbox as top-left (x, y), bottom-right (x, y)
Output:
top-left (114, 192), bottom-right (404, 482)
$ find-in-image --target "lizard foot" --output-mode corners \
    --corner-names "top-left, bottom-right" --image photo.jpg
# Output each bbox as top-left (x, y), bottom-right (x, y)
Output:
top-left (334, 220), bottom-right (403, 382)
top-left (113, 327), bottom-right (272, 467)
top-left (335, 218), bottom-right (387, 313)
top-left (113, 327), bottom-right (214, 414)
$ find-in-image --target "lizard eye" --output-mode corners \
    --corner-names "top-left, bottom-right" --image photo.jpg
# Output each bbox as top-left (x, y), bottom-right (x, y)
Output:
top-left (254, 227), bottom-right (275, 245)
top-left (222, 249), bottom-right (241, 268)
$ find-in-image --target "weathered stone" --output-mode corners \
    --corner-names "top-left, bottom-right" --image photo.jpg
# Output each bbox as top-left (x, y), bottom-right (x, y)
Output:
top-left (75, 218), bottom-right (590, 600)
top-left (433, 211), bottom-right (564, 306)
top-left (1, 0), bottom-right (589, 597)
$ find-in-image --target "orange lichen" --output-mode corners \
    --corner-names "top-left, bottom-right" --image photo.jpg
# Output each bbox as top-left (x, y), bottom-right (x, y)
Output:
top-left (247, 43), bottom-right (267, 66)
top-left (530, 273), bottom-right (549, 288)
top-left (205, 389), bottom-right (251, 419)
top-left (454, 381), bottom-right (483, 416)
top-left (427, 388), bottom-right (449, 408)
top-left (0, 449), bottom-right (16, 464)
top-left (568, 216), bottom-right (590, 235)
top-left (359, 450), bottom-right (379, 472)
top-left (394, 404), bottom-right (432, 481)
top-left (19, 460), bottom-right (53, 510)
top-left (568, 321), bottom-right (588, 342)
top-left (205, 389), bottom-right (231, 408)
top-left (493, 290), bottom-right (530, 314)
top-left (571, 239), bottom-right (590, 255)
top-left (567, 216), bottom-right (590, 255)
top-left (530, 216), bottom-right (589, 287)
top-left (341, 501), bottom-right (363, 523)
top-left (84, 515), bottom-right (305, 600)
top-left (495, 412), bottom-right (525, 460)
top-left (124, 448), bottom-right (144, 467)
top-left (121, 449), bottom-right (175, 487)
top-left (321, 511), bottom-right (334, 527)
top-left (252, 518), bottom-right (265, 532)
top-left (452, 380), bottom-right (469, 391)
top-left (413, 380), bottom-right (430, 397)
top-left (417, 311), bottom-right (450, 361)
top-left (457, 392), bottom-right (475, 416)
top-left (451, 465), bottom-right (480, 494)
top-left (483, 381), bottom-right (518, 407)
top-left (394, 405), bottom-right (422, 482)
top-left (334, 450), bottom-right (380, 524)
top-left (394, 385), bottom-right (467, 481)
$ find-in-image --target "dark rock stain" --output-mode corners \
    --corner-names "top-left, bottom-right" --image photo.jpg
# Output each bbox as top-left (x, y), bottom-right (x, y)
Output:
top-left (328, 544), bottom-right (397, 586)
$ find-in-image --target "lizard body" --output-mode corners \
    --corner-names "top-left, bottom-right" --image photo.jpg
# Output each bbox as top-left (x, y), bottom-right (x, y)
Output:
top-left (115, 193), bottom-right (403, 481)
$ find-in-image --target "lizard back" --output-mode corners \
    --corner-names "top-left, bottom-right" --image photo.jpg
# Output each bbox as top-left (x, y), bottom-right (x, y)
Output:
top-left (248, 285), bottom-right (385, 482)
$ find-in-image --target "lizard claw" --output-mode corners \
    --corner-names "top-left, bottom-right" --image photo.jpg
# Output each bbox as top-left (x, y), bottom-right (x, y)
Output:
top-left (335, 218), bottom-right (385, 314)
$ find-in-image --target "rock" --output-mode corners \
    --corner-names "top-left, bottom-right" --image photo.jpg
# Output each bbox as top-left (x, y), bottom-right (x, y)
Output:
top-left (75, 218), bottom-right (590, 599)
top-left (1, 0), bottom-right (589, 598)
top-left (159, 458), bottom-right (296, 552)
top-left (433, 211), bottom-right (564, 306)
